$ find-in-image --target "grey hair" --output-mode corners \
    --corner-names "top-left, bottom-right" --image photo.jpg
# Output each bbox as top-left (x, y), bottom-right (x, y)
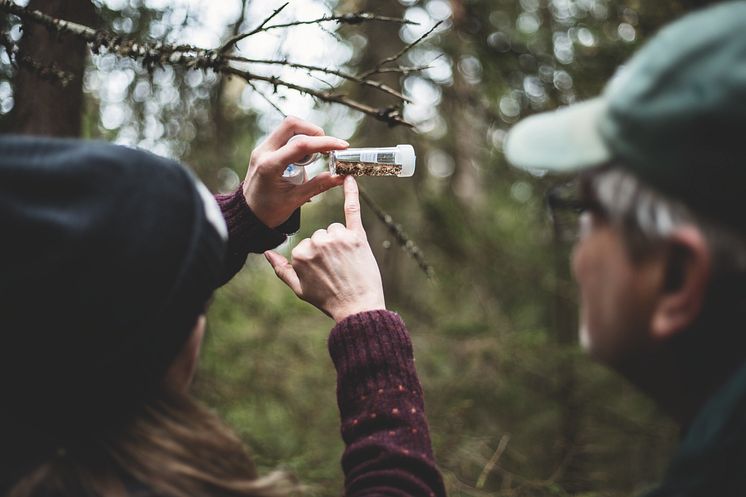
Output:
top-left (588, 166), bottom-right (746, 286)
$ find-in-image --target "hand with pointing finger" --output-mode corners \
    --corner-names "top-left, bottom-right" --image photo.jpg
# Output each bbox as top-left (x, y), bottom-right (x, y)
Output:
top-left (243, 116), bottom-right (349, 229)
top-left (264, 176), bottom-right (386, 322)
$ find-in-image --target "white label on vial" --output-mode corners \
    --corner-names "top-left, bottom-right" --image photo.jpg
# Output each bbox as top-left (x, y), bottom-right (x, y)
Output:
top-left (360, 151), bottom-right (377, 163)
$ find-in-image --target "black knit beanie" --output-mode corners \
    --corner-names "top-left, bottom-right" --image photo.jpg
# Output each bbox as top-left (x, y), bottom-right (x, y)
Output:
top-left (0, 135), bottom-right (227, 485)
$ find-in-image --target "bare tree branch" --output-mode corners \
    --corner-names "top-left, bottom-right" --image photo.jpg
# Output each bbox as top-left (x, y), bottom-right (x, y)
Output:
top-left (220, 65), bottom-right (409, 126)
top-left (317, 23), bottom-right (345, 44)
top-left (360, 20), bottom-right (444, 79)
top-left (219, 1), bottom-right (289, 54)
top-left (0, 0), bottom-right (420, 127)
top-left (258, 11), bottom-right (418, 33)
top-left (225, 55), bottom-right (412, 102)
top-left (219, 7), bottom-right (417, 55)
top-left (376, 64), bottom-right (435, 75)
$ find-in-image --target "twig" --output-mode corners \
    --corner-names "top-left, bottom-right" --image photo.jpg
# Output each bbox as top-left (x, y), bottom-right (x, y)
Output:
top-left (374, 53), bottom-right (445, 76)
top-left (246, 80), bottom-right (286, 117)
top-left (318, 23), bottom-right (344, 44)
top-left (221, 65), bottom-right (410, 127)
top-left (225, 55), bottom-right (412, 102)
top-left (0, 33), bottom-right (74, 86)
top-left (359, 187), bottom-right (434, 279)
top-left (376, 64), bottom-right (435, 75)
top-left (309, 73), bottom-right (335, 91)
top-left (219, 2), bottom-right (289, 54)
top-left (360, 20), bottom-right (444, 79)
top-left (219, 8), bottom-right (416, 53)
top-left (230, 0), bottom-right (249, 38)
top-left (259, 11), bottom-right (418, 32)
top-left (476, 435), bottom-right (511, 489)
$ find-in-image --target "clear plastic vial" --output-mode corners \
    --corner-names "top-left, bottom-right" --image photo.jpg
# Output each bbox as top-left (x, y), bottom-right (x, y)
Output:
top-left (329, 145), bottom-right (416, 177)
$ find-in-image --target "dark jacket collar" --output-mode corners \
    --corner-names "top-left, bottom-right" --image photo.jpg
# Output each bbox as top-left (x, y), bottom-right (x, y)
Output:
top-left (643, 360), bottom-right (746, 496)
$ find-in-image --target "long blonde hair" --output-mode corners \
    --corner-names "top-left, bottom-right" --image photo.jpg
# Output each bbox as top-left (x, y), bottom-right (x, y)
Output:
top-left (8, 391), bottom-right (297, 497)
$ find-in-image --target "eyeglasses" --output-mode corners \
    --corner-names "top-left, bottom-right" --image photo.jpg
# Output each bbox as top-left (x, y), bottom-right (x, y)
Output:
top-left (546, 180), bottom-right (605, 242)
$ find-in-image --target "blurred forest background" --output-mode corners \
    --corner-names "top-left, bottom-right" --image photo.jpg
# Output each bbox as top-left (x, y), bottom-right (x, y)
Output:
top-left (0, 0), bottom-right (722, 495)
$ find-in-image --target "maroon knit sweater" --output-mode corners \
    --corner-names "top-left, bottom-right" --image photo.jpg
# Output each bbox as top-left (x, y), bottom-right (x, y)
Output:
top-left (215, 189), bottom-right (446, 497)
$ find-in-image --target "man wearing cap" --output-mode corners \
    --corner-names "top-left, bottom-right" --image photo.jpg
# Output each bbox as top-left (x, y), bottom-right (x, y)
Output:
top-left (269, 2), bottom-right (746, 496)
top-left (506, 3), bottom-right (746, 495)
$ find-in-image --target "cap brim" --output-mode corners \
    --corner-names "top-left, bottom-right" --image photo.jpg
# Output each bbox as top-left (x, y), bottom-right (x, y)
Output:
top-left (504, 97), bottom-right (611, 174)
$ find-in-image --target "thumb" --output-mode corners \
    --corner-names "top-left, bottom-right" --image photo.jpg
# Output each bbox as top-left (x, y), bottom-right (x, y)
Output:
top-left (294, 172), bottom-right (345, 202)
top-left (264, 251), bottom-right (302, 295)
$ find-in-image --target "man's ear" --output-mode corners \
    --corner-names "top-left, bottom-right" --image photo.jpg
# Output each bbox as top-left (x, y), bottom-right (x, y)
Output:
top-left (651, 227), bottom-right (710, 341)
top-left (164, 315), bottom-right (206, 393)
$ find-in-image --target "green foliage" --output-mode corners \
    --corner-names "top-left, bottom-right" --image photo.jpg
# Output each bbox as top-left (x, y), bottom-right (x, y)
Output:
top-left (198, 262), bottom-right (345, 494)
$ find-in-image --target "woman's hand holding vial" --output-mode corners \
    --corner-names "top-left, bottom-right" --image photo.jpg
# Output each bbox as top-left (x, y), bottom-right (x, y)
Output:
top-left (242, 116), bottom-right (349, 229)
top-left (264, 176), bottom-right (386, 322)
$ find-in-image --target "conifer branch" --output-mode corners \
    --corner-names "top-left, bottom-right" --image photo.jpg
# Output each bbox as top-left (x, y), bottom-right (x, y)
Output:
top-left (0, 0), bottom-right (426, 127)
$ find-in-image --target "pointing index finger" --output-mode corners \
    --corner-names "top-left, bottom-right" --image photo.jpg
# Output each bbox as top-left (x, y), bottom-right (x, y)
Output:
top-left (343, 176), bottom-right (365, 235)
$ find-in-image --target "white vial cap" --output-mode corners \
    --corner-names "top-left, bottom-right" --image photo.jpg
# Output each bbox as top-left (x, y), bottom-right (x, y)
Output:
top-left (396, 144), bottom-right (416, 177)
top-left (288, 134), bottom-right (320, 166)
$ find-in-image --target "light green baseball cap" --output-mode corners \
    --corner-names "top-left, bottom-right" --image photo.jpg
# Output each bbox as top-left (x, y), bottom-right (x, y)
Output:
top-left (504, 1), bottom-right (746, 231)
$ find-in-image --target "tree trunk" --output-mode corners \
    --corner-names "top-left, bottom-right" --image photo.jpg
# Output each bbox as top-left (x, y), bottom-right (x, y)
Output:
top-left (9, 0), bottom-right (97, 137)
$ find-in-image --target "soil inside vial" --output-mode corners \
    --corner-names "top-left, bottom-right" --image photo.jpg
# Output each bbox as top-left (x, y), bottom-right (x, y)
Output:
top-left (334, 161), bottom-right (402, 177)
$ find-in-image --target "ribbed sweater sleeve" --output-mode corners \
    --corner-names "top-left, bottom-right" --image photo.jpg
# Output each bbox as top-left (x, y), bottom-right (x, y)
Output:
top-left (329, 310), bottom-right (446, 497)
top-left (214, 187), bottom-right (299, 285)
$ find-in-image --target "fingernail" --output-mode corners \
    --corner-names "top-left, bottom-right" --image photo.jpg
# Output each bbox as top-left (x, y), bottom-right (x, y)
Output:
top-left (339, 140), bottom-right (350, 147)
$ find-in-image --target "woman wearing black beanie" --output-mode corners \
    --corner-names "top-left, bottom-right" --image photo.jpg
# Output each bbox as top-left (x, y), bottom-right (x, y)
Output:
top-left (0, 117), bottom-right (445, 497)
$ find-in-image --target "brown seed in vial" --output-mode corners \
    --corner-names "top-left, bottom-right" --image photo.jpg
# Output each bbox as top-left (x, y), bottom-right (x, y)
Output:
top-left (335, 161), bottom-right (403, 177)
